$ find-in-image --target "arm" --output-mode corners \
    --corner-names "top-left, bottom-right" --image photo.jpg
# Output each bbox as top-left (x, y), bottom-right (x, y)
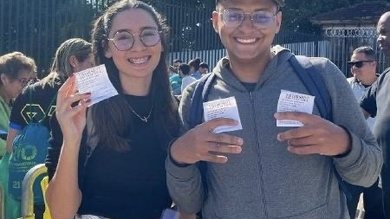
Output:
top-left (361, 108), bottom-right (371, 119)
top-left (166, 84), bottom-right (243, 214)
top-left (45, 77), bottom-right (90, 219)
top-left (275, 58), bottom-right (382, 187)
top-left (5, 128), bottom-right (18, 153)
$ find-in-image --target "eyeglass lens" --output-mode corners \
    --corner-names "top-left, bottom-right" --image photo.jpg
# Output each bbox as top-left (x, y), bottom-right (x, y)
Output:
top-left (222, 9), bottom-right (276, 28)
top-left (110, 28), bottom-right (161, 51)
top-left (17, 78), bottom-right (32, 86)
top-left (348, 61), bottom-right (373, 68)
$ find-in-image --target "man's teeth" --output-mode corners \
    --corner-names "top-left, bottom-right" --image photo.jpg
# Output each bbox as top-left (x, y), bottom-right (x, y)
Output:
top-left (237, 38), bottom-right (256, 44)
top-left (129, 57), bottom-right (148, 64)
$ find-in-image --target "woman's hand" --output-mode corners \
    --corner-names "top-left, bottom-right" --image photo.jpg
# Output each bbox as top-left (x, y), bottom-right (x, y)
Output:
top-left (55, 76), bottom-right (90, 144)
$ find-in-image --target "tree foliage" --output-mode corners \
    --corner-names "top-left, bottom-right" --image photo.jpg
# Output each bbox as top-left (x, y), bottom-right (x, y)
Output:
top-left (1, 0), bottom-right (389, 72)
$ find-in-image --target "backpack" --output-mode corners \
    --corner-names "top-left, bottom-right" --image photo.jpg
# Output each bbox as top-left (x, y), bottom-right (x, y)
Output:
top-left (187, 55), bottom-right (356, 204)
top-left (8, 90), bottom-right (56, 202)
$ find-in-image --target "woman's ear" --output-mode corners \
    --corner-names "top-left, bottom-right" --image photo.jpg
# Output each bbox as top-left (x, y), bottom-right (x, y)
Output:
top-left (0, 74), bottom-right (9, 85)
top-left (103, 40), bottom-right (113, 58)
top-left (69, 55), bottom-right (78, 68)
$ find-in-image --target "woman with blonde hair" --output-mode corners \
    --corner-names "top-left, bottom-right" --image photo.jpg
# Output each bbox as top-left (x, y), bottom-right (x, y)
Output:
top-left (4, 38), bottom-right (93, 219)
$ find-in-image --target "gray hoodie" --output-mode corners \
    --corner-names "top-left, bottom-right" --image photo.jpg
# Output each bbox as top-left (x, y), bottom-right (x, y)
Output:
top-left (166, 46), bottom-right (382, 219)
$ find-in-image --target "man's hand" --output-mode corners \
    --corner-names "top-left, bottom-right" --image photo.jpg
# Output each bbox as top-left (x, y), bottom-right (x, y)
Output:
top-left (170, 118), bottom-right (244, 164)
top-left (275, 112), bottom-right (351, 156)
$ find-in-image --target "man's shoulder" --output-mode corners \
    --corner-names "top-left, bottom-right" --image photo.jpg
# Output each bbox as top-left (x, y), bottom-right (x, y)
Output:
top-left (346, 77), bottom-right (356, 84)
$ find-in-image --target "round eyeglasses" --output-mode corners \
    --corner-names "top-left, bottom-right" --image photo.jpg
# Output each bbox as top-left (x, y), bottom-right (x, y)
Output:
top-left (16, 77), bottom-right (35, 87)
top-left (107, 28), bottom-right (161, 51)
top-left (220, 9), bottom-right (278, 29)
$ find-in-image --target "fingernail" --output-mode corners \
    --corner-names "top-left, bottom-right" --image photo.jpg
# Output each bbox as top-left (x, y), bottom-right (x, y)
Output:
top-left (277, 134), bottom-right (282, 141)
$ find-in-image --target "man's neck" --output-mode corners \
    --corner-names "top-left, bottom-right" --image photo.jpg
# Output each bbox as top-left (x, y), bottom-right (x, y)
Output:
top-left (359, 74), bottom-right (377, 86)
top-left (228, 54), bottom-right (272, 83)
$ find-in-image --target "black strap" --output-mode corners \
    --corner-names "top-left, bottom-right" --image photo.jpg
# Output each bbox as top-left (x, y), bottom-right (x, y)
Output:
top-left (188, 73), bottom-right (216, 128)
top-left (288, 55), bottom-right (333, 121)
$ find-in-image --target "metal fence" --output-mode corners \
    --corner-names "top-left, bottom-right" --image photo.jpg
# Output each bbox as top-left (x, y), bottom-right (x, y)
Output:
top-left (0, 1), bottom-right (387, 77)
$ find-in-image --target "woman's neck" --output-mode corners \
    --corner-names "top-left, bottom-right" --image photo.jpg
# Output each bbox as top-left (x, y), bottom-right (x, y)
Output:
top-left (0, 87), bottom-right (11, 104)
top-left (120, 75), bottom-right (152, 96)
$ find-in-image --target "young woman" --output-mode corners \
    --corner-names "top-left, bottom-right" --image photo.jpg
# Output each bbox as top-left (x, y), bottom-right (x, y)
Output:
top-left (4, 38), bottom-right (92, 219)
top-left (45, 1), bottom-right (182, 218)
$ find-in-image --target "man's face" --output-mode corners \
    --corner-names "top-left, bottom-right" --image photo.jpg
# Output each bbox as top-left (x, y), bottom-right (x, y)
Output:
top-left (212, 0), bottom-right (282, 64)
top-left (199, 66), bottom-right (209, 74)
top-left (377, 13), bottom-right (390, 56)
top-left (350, 52), bottom-right (376, 83)
top-left (173, 61), bottom-right (181, 72)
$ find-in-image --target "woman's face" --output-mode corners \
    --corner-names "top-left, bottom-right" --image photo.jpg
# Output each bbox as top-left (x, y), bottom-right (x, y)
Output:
top-left (104, 8), bottom-right (162, 84)
top-left (1, 69), bottom-right (34, 99)
top-left (72, 53), bottom-right (94, 73)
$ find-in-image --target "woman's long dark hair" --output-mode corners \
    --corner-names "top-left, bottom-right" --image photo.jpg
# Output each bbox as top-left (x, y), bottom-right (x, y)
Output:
top-left (90, 0), bottom-right (178, 151)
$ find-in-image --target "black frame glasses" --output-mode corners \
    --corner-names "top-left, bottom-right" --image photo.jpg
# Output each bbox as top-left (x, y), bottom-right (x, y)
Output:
top-left (107, 28), bottom-right (161, 51)
top-left (347, 60), bottom-right (374, 68)
top-left (220, 8), bottom-right (278, 29)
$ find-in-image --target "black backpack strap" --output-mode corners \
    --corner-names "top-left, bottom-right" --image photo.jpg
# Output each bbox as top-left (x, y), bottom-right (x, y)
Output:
top-left (289, 55), bottom-right (359, 200)
top-left (288, 55), bottom-right (333, 121)
top-left (186, 73), bottom-right (217, 210)
top-left (188, 73), bottom-right (217, 128)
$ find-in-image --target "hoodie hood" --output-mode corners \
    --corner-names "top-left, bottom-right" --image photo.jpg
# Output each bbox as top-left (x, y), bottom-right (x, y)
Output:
top-left (211, 45), bottom-right (295, 91)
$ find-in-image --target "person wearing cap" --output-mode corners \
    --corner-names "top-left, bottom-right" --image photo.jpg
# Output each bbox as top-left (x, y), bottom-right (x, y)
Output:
top-left (166, 0), bottom-right (382, 218)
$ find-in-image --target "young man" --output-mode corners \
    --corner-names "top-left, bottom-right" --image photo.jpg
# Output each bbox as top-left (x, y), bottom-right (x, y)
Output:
top-left (166, 0), bottom-right (382, 218)
top-left (346, 46), bottom-right (383, 219)
top-left (360, 11), bottom-right (390, 218)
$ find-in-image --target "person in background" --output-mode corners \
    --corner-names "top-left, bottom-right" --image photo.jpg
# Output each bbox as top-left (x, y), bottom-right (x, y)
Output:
top-left (172, 59), bottom-right (182, 74)
top-left (166, 0), bottom-right (382, 218)
top-left (188, 58), bottom-right (202, 79)
top-left (4, 38), bottom-right (93, 219)
top-left (0, 52), bottom-right (36, 157)
top-left (180, 63), bottom-right (196, 93)
top-left (45, 1), bottom-right (194, 218)
top-left (360, 11), bottom-right (390, 218)
top-left (345, 46), bottom-right (384, 219)
top-left (199, 62), bottom-right (209, 75)
top-left (169, 59), bottom-right (183, 95)
top-left (0, 51), bottom-right (36, 219)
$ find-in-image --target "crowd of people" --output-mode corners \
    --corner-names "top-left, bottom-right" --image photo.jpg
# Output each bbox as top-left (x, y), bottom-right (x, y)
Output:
top-left (168, 58), bottom-right (209, 96)
top-left (0, 0), bottom-right (389, 218)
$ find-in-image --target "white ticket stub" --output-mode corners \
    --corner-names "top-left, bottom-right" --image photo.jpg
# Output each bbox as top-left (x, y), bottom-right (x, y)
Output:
top-left (74, 64), bottom-right (118, 107)
top-left (203, 96), bottom-right (242, 133)
top-left (276, 90), bottom-right (315, 127)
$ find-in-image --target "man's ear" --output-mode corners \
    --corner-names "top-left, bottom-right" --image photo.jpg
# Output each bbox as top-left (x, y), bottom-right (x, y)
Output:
top-left (275, 11), bottom-right (282, 34)
top-left (211, 11), bottom-right (220, 33)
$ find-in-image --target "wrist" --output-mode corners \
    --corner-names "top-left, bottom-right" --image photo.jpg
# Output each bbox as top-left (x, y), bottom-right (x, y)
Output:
top-left (169, 139), bottom-right (191, 167)
top-left (333, 126), bottom-right (352, 158)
